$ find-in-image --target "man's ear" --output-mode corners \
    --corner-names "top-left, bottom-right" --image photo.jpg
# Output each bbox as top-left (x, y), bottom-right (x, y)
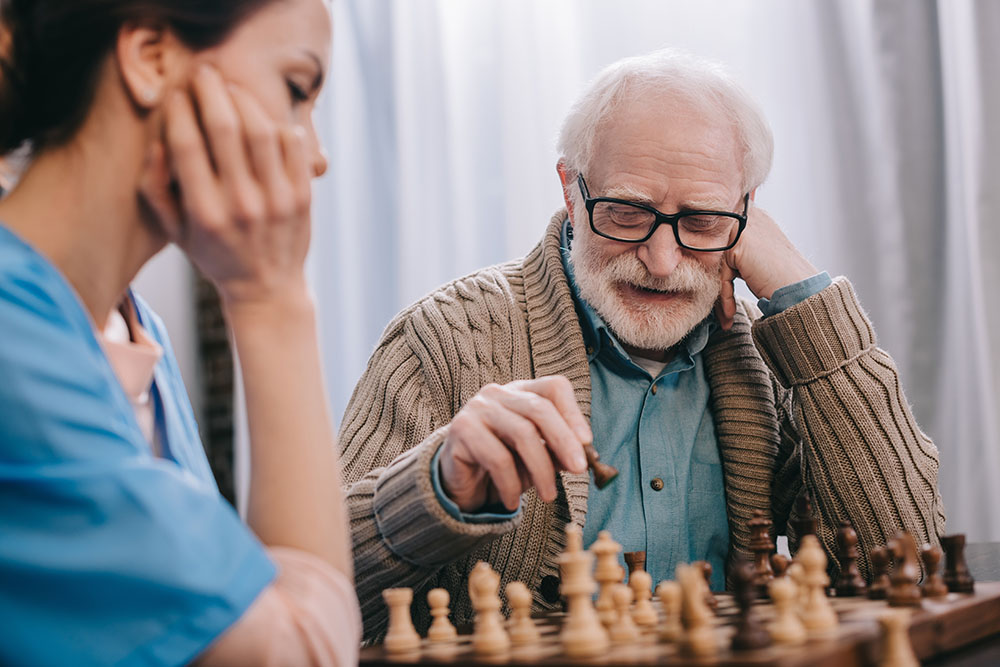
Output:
top-left (115, 22), bottom-right (183, 110)
top-left (556, 159), bottom-right (576, 225)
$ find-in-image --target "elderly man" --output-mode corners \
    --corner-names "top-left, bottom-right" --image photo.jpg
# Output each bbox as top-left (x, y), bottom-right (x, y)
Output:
top-left (340, 50), bottom-right (945, 640)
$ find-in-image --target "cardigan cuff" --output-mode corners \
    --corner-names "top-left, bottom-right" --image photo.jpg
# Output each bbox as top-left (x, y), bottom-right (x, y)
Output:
top-left (751, 277), bottom-right (876, 388)
top-left (373, 427), bottom-right (521, 567)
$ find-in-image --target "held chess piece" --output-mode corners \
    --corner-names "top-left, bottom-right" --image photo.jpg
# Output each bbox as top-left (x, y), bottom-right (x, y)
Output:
top-left (920, 544), bottom-right (949, 598)
top-left (505, 582), bottom-right (540, 646)
top-left (878, 609), bottom-right (919, 667)
top-left (730, 559), bottom-right (772, 651)
top-left (887, 533), bottom-right (923, 608)
top-left (694, 560), bottom-right (718, 613)
top-left (624, 551), bottom-right (646, 579)
top-left (583, 443), bottom-right (618, 489)
top-left (558, 525), bottom-right (610, 657)
top-left (426, 588), bottom-right (457, 643)
top-left (630, 569), bottom-right (658, 627)
top-left (748, 510), bottom-right (775, 596)
top-left (868, 546), bottom-right (892, 600)
top-left (382, 588), bottom-right (421, 654)
top-left (471, 563), bottom-right (510, 655)
top-left (591, 530), bottom-right (623, 627)
top-left (941, 533), bottom-right (975, 593)
top-left (610, 584), bottom-right (641, 643)
top-left (677, 563), bottom-right (718, 658)
top-left (656, 580), bottom-right (683, 643)
top-left (768, 575), bottom-right (807, 645)
top-left (797, 535), bottom-right (839, 637)
top-left (834, 521), bottom-right (868, 597)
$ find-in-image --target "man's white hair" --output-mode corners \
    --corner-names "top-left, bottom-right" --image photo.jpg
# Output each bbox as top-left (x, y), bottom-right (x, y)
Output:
top-left (557, 49), bottom-right (774, 195)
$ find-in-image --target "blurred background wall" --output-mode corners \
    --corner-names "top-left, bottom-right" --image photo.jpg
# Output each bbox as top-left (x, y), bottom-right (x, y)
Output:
top-left (141, 0), bottom-right (1000, 540)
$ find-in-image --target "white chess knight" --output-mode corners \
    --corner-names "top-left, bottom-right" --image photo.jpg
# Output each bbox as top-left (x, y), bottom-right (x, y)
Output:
top-left (677, 563), bottom-right (718, 657)
top-left (558, 525), bottom-right (610, 657)
top-left (797, 535), bottom-right (839, 636)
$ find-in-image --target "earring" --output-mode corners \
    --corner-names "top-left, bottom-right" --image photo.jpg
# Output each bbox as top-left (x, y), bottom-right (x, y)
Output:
top-left (142, 89), bottom-right (157, 105)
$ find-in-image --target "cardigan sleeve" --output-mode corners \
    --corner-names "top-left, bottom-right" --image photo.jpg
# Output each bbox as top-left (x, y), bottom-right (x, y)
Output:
top-left (338, 308), bottom-right (520, 642)
top-left (751, 277), bottom-right (947, 579)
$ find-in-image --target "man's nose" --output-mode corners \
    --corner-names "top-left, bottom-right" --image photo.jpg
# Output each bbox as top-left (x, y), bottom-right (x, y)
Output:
top-left (636, 224), bottom-right (683, 278)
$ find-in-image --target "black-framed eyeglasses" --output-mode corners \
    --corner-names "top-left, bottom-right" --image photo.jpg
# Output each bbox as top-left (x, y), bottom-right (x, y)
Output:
top-left (577, 174), bottom-right (748, 251)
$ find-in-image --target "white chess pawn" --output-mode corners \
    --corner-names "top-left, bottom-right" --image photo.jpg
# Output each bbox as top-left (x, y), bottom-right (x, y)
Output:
top-left (610, 584), bottom-right (641, 643)
top-left (629, 569), bottom-right (657, 627)
top-left (656, 580), bottom-right (683, 643)
top-left (767, 576), bottom-right (806, 645)
top-left (506, 581), bottom-right (540, 645)
top-left (472, 565), bottom-right (510, 655)
top-left (879, 609), bottom-right (919, 667)
top-left (382, 588), bottom-right (421, 653)
top-left (426, 588), bottom-right (457, 643)
top-left (797, 535), bottom-right (839, 637)
top-left (677, 564), bottom-right (718, 658)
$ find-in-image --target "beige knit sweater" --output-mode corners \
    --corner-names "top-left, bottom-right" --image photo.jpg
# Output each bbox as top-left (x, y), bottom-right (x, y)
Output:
top-left (340, 212), bottom-right (946, 642)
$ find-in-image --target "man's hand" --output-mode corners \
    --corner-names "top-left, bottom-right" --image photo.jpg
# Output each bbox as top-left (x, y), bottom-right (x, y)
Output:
top-left (438, 376), bottom-right (592, 513)
top-left (714, 205), bottom-right (818, 330)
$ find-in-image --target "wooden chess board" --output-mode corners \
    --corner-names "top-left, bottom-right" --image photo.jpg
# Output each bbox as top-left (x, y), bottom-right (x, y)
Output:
top-left (360, 582), bottom-right (1000, 666)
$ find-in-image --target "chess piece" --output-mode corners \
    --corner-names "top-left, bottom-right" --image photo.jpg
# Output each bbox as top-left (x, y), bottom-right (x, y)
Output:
top-left (920, 544), bottom-right (948, 598)
top-left (878, 609), bottom-right (919, 667)
top-left (748, 510), bottom-right (775, 596)
top-left (629, 569), bottom-right (658, 627)
top-left (797, 535), bottom-right (839, 637)
top-left (677, 563), bottom-right (718, 658)
top-left (834, 521), bottom-right (867, 597)
top-left (941, 534), bottom-right (975, 593)
top-left (768, 575), bottom-right (806, 645)
top-left (624, 551), bottom-right (646, 579)
top-left (558, 525), bottom-right (610, 657)
top-left (771, 553), bottom-right (791, 578)
top-left (382, 588), bottom-right (421, 654)
top-left (694, 560), bottom-right (718, 613)
top-left (471, 563), bottom-right (510, 655)
top-left (505, 581), bottom-right (540, 645)
top-left (468, 560), bottom-right (493, 608)
top-left (791, 490), bottom-right (817, 538)
top-left (887, 534), bottom-right (923, 608)
top-left (583, 443), bottom-right (618, 489)
top-left (609, 584), bottom-right (641, 643)
top-left (868, 546), bottom-right (892, 600)
top-left (591, 530), bottom-right (622, 627)
top-left (656, 580), bottom-right (683, 643)
top-left (787, 561), bottom-right (807, 612)
top-left (426, 588), bottom-right (457, 643)
top-left (731, 559), bottom-right (772, 651)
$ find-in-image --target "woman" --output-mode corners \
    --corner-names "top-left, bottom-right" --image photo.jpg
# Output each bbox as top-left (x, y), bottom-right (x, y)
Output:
top-left (0, 1), bottom-right (359, 665)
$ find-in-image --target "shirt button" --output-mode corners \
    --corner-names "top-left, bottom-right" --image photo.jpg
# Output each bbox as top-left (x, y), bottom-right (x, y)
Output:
top-left (650, 477), bottom-right (664, 491)
top-left (651, 383), bottom-right (658, 395)
top-left (586, 346), bottom-right (594, 355)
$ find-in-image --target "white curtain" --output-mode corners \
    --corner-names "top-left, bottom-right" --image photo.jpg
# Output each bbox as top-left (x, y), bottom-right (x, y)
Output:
top-left (273, 0), bottom-right (1000, 539)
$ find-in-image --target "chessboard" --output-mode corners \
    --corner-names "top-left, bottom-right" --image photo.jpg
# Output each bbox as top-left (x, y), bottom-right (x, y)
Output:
top-left (359, 582), bottom-right (1000, 666)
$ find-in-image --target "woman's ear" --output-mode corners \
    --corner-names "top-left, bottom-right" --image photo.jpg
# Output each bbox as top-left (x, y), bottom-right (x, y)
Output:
top-left (115, 22), bottom-right (187, 109)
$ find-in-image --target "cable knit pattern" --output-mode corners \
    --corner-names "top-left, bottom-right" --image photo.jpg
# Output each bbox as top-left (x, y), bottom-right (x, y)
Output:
top-left (340, 211), bottom-right (946, 643)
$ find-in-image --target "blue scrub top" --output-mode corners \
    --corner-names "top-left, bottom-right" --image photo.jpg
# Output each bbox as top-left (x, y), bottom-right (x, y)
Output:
top-left (0, 225), bottom-right (276, 666)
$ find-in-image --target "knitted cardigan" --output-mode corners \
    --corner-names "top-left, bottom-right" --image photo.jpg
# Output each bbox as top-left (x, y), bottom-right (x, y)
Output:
top-left (339, 211), bottom-right (946, 642)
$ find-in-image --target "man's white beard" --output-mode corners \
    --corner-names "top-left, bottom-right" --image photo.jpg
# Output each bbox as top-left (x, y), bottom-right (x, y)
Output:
top-left (570, 225), bottom-right (722, 353)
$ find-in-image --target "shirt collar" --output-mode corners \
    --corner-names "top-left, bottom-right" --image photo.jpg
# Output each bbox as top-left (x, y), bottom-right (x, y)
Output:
top-left (559, 217), bottom-right (717, 371)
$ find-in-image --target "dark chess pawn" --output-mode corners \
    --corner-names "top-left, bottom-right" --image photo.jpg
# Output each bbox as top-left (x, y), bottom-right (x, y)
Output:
top-left (887, 533), bottom-right (923, 608)
top-left (694, 560), bottom-right (718, 613)
top-left (868, 546), bottom-right (892, 600)
top-left (624, 551), bottom-right (646, 579)
top-left (834, 521), bottom-right (867, 597)
top-left (941, 534), bottom-right (975, 594)
top-left (731, 559), bottom-right (773, 651)
top-left (791, 491), bottom-right (817, 539)
top-left (920, 544), bottom-right (948, 598)
top-left (771, 553), bottom-right (790, 579)
top-left (749, 510), bottom-right (775, 596)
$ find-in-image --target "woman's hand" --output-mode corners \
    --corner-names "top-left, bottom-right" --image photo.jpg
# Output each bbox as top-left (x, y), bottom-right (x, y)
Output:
top-left (140, 64), bottom-right (313, 307)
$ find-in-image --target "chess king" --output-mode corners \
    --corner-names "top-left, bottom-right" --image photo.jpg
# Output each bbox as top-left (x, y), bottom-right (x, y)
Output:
top-left (340, 49), bottom-right (946, 641)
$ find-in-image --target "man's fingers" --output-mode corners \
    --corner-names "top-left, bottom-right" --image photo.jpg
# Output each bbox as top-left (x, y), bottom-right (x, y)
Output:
top-left (477, 404), bottom-right (558, 502)
top-left (449, 415), bottom-right (524, 511)
top-left (512, 375), bottom-right (591, 441)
